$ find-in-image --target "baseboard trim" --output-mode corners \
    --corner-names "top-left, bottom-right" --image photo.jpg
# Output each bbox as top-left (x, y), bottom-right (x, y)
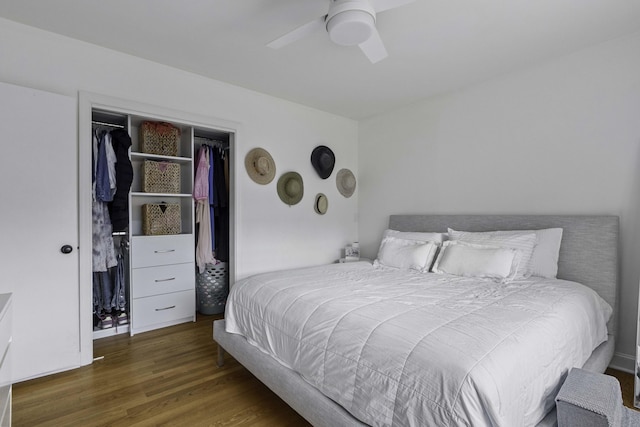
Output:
top-left (609, 352), bottom-right (635, 374)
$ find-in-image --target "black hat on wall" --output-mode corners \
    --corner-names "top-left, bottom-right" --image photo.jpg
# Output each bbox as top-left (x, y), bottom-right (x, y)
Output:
top-left (310, 145), bottom-right (335, 179)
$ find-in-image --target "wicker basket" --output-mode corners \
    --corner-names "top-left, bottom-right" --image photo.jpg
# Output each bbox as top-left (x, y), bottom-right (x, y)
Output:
top-left (196, 262), bottom-right (228, 315)
top-left (142, 160), bottom-right (180, 193)
top-left (140, 121), bottom-right (180, 156)
top-left (142, 203), bottom-right (181, 235)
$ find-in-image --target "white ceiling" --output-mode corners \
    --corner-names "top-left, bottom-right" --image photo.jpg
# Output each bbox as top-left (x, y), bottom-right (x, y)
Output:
top-left (1, 0), bottom-right (639, 120)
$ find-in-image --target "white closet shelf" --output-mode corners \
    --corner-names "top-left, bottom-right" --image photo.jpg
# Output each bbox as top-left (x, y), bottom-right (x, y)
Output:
top-left (130, 152), bottom-right (192, 164)
top-left (131, 192), bottom-right (193, 198)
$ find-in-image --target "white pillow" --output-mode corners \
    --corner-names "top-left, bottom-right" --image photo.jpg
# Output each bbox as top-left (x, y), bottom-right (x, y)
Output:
top-left (526, 228), bottom-right (563, 278)
top-left (447, 228), bottom-right (563, 278)
top-left (375, 236), bottom-right (439, 272)
top-left (382, 229), bottom-right (446, 243)
top-left (432, 240), bottom-right (521, 282)
top-left (447, 229), bottom-right (537, 279)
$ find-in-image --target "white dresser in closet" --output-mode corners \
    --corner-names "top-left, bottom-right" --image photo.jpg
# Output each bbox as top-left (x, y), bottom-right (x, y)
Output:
top-left (131, 235), bottom-right (195, 334)
top-left (0, 293), bottom-right (12, 426)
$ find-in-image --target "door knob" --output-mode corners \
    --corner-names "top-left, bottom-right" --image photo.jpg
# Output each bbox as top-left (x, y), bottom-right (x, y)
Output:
top-left (60, 245), bottom-right (73, 254)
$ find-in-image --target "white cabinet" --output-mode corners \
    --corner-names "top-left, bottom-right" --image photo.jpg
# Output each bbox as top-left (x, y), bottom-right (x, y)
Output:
top-left (130, 235), bottom-right (195, 334)
top-left (131, 234), bottom-right (194, 268)
top-left (132, 290), bottom-right (195, 332)
top-left (0, 294), bottom-right (12, 426)
top-left (126, 115), bottom-right (197, 335)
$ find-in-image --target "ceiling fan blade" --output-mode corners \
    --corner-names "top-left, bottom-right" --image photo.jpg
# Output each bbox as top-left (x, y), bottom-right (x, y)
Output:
top-left (267, 16), bottom-right (326, 49)
top-left (370, 0), bottom-right (415, 13)
top-left (359, 27), bottom-right (388, 63)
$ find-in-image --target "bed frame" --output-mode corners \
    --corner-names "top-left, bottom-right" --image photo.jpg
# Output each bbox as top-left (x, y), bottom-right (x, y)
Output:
top-left (213, 215), bottom-right (619, 427)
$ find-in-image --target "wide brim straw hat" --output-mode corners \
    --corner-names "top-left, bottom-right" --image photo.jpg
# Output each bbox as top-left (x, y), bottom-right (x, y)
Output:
top-left (310, 145), bottom-right (335, 179)
top-left (336, 168), bottom-right (356, 198)
top-left (245, 148), bottom-right (276, 185)
top-left (277, 172), bottom-right (304, 205)
top-left (314, 193), bottom-right (328, 215)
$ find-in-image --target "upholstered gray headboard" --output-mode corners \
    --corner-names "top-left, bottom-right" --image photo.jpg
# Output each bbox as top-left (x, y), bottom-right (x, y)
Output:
top-left (389, 215), bottom-right (619, 336)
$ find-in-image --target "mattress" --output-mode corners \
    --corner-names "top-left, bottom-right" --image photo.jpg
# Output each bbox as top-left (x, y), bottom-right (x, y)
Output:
top-left (225, 261), bottom-right (612, 427)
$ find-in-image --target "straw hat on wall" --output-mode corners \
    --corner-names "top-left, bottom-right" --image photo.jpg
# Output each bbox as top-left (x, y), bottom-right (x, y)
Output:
top-left (245, 148), bottom-right (276, 185)
top-left (336, 168), bottom-right (356, 198)
top-left (314, 193), bottom-right (328, 215)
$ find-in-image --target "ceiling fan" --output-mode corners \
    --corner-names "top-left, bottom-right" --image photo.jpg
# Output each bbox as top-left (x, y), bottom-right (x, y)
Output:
top-left (267, 0), bottom-right (415, 64)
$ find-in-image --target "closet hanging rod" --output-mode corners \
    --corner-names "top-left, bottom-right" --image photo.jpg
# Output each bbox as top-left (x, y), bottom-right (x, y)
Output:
top-left (195, 136), bottom-right (228, 145)
top-left (92, 120), bottom-right (125, 129)
top-left (199, 141), bottom-right (229, 150)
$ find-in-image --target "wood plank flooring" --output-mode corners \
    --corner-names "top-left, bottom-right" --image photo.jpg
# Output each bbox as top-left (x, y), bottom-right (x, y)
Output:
top-left (13, 314), bottom-right (638, 426)
top-left (13, 314), bottom-right (309, 427)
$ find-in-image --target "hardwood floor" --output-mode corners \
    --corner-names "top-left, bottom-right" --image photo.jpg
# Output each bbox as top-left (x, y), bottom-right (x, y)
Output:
top-left (13, 314), bottom-right (309, 427)
top-left (607, 366), bottom-right (638, 410)
top-left (13, 315), bottom-right (638, 426)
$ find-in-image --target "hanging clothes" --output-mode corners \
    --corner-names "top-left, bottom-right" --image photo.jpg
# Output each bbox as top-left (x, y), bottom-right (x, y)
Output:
top-left (208, 145), bottom-right (216, 255)
top-left (92, 201), bottom-right (117, 272)
top-left (92, 130), bottom-right (118, 272)
top-left (92, 126), bottom-right (131, 329)
top-left (194, 140), bottom-right (229, 268)
top-left (94, 130), bottom-right (112, 203)
top-left (211, 145), bottom-right (229, 261)
top-left (112, 246), bottom-right (127, 312)
top-left (108, 129), bottom-right (133, 232)
top-left (93, 271), bottom-right (113, 314)
top-left (194, 146), bottom-right (216, 273)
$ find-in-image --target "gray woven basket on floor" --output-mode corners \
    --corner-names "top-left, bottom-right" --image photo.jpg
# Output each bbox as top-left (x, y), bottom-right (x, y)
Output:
top-left (196, 262), bottom-right (228, 315)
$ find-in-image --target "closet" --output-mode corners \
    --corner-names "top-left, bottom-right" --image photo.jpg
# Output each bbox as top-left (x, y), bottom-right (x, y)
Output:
top-left (87, 98), bottom-right (234, 341)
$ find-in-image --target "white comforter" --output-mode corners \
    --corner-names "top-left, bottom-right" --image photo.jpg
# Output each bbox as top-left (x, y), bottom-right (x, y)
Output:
top-left (225, 262), bottom-right (612, 427)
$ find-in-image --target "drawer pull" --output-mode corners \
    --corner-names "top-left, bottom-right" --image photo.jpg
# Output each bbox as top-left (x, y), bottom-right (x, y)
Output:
top-left (155, 305), bottom-right (176, 312)
top-left (154, 249), bottom-right (176, 254)
top-left (154, 277), bottom-right (176, 283)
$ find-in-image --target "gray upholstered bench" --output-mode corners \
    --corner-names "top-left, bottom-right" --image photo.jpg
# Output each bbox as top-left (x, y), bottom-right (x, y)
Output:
top-left (555, 368), bottom-right (640, 427)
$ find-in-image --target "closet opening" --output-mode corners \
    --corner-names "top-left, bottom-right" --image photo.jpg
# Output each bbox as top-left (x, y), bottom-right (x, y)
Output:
top-left (86, 101), bottom-right (236, 357)
top-left (193, 129), bottom-right (231, 316)
top-left (91, 109), bottom-right (132, 339)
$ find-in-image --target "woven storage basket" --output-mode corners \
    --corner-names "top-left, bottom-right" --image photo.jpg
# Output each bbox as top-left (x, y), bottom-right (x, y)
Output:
top-left (142, 203), bottom-right (181, 235)
top-left (142, 160), bottom-right (180, 193)
top-left (140, 121), bottom-right (180, 156)
top-left (196, 262), bottom-right (228, 315)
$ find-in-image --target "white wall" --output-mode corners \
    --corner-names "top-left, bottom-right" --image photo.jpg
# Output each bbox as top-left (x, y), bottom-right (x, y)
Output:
top-left (359, 33), bottom-right (640, 369)
top-left (0, 17), bottom-right (359, 280)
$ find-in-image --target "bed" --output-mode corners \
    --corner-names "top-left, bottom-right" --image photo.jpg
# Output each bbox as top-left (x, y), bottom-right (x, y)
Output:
top-left (213, 215), bottom-right (618, 427)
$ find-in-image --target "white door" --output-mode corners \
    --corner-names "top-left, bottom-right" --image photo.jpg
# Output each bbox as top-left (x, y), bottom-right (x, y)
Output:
top-left (0, 81), bottom-right (80, 381)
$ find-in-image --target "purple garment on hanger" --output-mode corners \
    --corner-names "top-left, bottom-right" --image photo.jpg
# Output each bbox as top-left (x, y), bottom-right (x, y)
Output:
top-left (193, 146), bottom-right (209, 201)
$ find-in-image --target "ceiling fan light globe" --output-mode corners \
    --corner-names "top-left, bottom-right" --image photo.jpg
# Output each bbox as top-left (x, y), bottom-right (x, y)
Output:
top-left (327, 10), bottom-right (375, 46)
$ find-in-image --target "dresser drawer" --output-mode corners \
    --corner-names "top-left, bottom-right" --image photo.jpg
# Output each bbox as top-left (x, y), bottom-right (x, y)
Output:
top-left (131, 234), bottom-right (194, 268)
top-left (132, 290), bottom-right (195, 331)
top-left (132, 263), bottom-right (194, 299)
